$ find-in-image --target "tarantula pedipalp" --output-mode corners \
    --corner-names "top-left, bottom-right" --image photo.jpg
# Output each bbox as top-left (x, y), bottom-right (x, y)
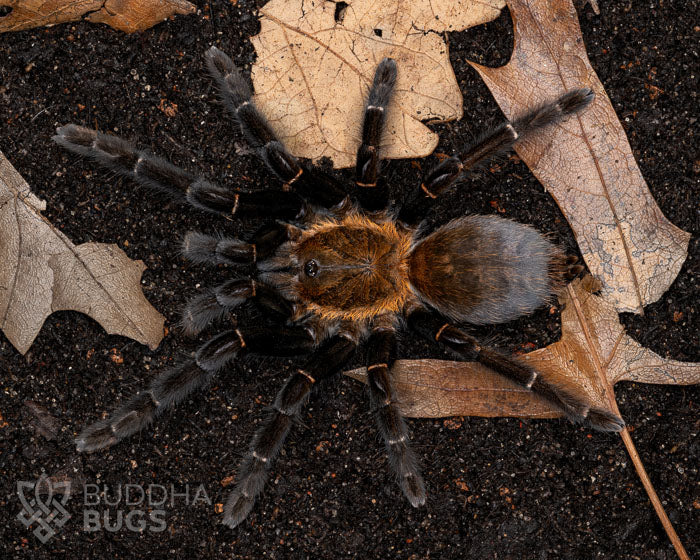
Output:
top-left (54, 47), bottom-right (624, 528)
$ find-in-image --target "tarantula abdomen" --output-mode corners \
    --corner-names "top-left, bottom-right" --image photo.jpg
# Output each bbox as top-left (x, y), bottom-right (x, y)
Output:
top-left (408, 215), bottom-right (568, 325)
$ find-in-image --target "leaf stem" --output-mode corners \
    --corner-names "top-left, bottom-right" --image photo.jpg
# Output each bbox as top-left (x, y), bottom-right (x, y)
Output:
top-left (566, 284), bottom-right (689, 559)
top-left (618, 427), bottom-right (689, 560)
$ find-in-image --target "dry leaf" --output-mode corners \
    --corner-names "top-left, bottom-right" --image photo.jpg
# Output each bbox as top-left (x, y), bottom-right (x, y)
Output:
top-left (250, 0), bottom-right (505, 168)
top-left (467, 0), bottom-right (690, 314)
top-left (0, 0), bottom-right (195, 34)
top-left (0, 151), bottom-right (164, 354)
top-left (345, 277), bottom-right (699, 419)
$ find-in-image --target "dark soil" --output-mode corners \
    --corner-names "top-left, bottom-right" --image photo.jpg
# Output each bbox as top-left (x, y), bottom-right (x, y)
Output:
top-left (0, 1), bottom-right (697, 558)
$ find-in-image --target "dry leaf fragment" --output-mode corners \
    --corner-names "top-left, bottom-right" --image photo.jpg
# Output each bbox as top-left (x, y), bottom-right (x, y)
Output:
top-left (251, 0), bottom-right (505, 168)
top-left (345, 277), bottom-right (699, 419)
top-left (0, 0), bottom-right (195, 34)
top-left (467, 0), bottom-right (690, 314)
top-left (0, 151), bottom-right (164, 354)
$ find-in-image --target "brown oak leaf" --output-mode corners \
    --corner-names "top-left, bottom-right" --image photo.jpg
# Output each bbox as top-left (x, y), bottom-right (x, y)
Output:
top-left (0, 151), bottom-right (164, 354)
top-left (467, 0), bottom-right (690, 314)
top-left (250, 0), bottom-right (505, 168)
top-left (0, 0), bottom-right (195, 34)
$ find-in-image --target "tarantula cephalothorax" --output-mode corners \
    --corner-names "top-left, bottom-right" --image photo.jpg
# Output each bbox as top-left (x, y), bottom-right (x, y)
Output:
top-left (54, 47), bottom-right (624, 528)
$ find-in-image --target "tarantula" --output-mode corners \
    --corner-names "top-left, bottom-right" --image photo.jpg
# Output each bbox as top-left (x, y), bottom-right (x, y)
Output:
top-left (54, 46), bottom-right (624, 528)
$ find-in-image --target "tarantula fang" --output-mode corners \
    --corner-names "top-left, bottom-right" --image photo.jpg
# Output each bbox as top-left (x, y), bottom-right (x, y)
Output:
top-left (54, 46), bottom-right (624, 529)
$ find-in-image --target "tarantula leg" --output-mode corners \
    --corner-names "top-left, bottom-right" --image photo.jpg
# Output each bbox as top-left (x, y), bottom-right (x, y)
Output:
top-left (76, 361), bottom-right (206, 452)
top-left (53, 124), bottom-right (195, 200)
top-left (183, 222), bottom-right (292, 267)
top-left (399, 88), bottom-right (595, 225)
top-left (205, 46), bottom-right (273, 147)
top-left (182, 278), bottom-right (297, 336)
top-left (181, 290), bottom-right (232, 336)
top-left (186, 180), bottom-right (303, 219)
top-left (407, 309), bottom-right (624, 432)
top-left (75, 326), bottom-right (315, 453)
top-left (355, 58), bottom-right (397, 211)
top-left (53, 125), bottom-right (306, 219)
top-left (223, 333), bottom-right (358, 528)
top-left (263, 142), bottom-right (350, 208)
top-left (205, 46), bottom-right (348, 208)
top-left (366, 327), bottom-right (426, 507)
top-left (183, 232), bottom-right (256, 266)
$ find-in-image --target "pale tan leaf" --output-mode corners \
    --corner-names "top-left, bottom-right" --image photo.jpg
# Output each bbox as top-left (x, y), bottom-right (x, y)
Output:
top-left (467, 0), bottom-right (690, 313)
top-left (0, 0), bottom-right (195, 34)
top-left (251, 0), bottom-right (504, 168)
top-left (345, 277), bottom-right (699, 419)
top-left (0, 151), bottom-right (165, 354)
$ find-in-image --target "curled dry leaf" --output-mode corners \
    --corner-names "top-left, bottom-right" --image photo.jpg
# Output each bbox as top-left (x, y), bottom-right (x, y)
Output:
top-left (250, 0), bottom-right (505, 168)
top-left (0, 0), bottom-right (195, 34)
top-left (345, 277), bottom-right (699, 419)
top-left (0, 151), bottom-right (164, 354)
top-left (467, 0), bottom-right (690, 313)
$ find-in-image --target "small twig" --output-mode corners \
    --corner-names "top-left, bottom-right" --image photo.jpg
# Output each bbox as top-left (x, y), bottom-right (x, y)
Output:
top-left (31, 106), bottom-right (53, 122)
top-left (566, 284), bottom-right (689, 560)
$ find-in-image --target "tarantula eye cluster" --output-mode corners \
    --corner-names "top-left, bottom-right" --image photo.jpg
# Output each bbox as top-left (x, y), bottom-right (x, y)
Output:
top-left (54, 46), bottom-right (622, 529)
top-left (304, 259), bottom-right (319, 277)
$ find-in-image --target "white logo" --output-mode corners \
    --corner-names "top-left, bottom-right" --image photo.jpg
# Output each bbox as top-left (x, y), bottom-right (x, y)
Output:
top-left (16, 474), bottom-right (71, 543)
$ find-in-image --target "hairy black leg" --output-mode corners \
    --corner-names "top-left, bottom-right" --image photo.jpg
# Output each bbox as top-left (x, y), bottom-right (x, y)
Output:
top-left (186, 180), bottom-right (303, 219)
top-left (366, 327), bottom-right (426, 506)
top-left (182, 221), bottom-right (298, 336)
top-left (355, 58), bottom-right (397, 211)
top-left (223, 333), bottom-right (358, 528)
top-left (53, 124), bottom-right (194, 200)
top-left (53, 124), bottom-right (305, 219)
top-left (75, 325), bottom-right (315, 452)
top-left (399, 88), bottom-right (595, 225)
top-left (183, 222), bottom-right (293, 267)
top-left (205, 46), bottom-right (348, 208)
top-left (263, 142), bottom-right (350, 209)
top-left (183, 232), bottom-right (256, 266)
top-left (407, 308), bottom-right (624, 432)
top-left (181, 278), bottom-right (297, 336)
